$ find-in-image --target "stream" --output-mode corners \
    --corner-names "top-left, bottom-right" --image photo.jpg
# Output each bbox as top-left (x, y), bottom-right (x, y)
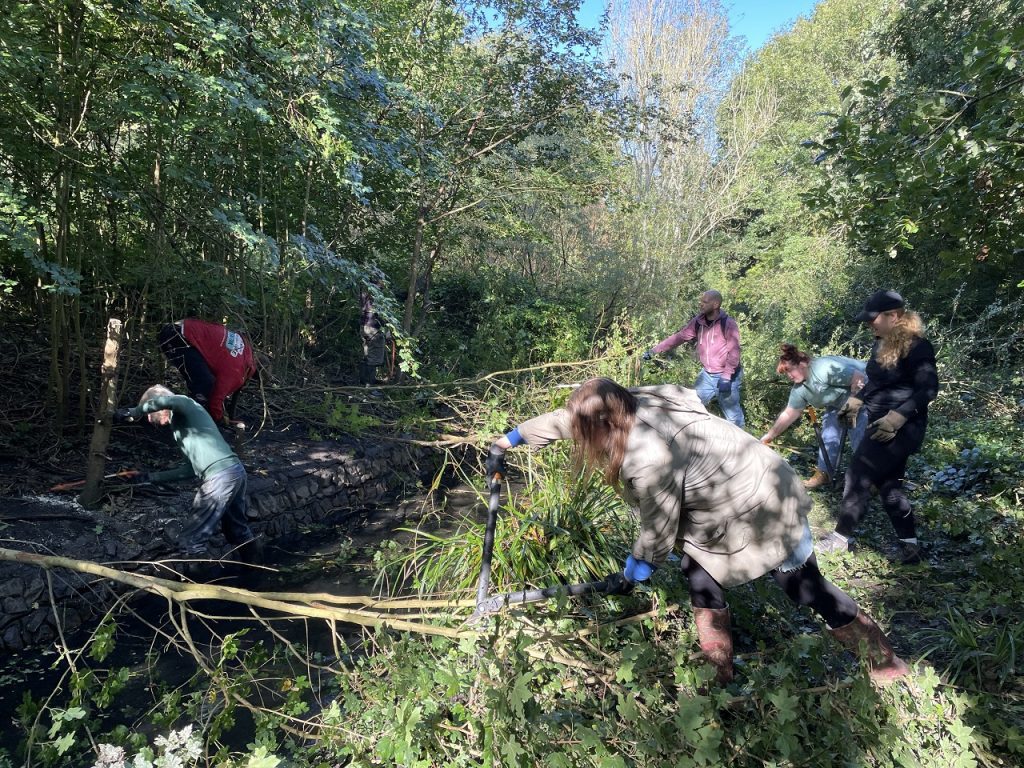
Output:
top-left (0, 480), bottom-right (488, 762)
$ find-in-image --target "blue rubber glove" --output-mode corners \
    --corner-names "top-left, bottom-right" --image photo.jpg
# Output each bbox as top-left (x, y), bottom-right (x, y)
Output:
top-left (623, 554), bottom-right (657, 583)
top-left (717, 377), bottom-right (732, 397)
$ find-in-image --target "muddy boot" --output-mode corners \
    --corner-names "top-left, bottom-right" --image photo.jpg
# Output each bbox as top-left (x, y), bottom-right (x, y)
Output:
top-left (803, 469), bottom-right (832, 489)
top-left (828, 610), bottom-right (911, 684)
top-left (693, 606), bottom-right (734, 686)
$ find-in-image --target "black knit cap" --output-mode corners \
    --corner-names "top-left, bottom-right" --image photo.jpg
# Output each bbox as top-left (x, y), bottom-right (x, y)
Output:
top-left (854, 289), bottom-right (904, 322)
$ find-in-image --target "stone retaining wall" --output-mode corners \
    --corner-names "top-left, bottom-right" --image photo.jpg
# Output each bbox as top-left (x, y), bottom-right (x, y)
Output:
top-left (0, 438), bottom-right (447, 651)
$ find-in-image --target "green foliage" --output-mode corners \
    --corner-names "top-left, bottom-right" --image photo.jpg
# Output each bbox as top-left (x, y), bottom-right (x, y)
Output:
top-left (6, 0), bottom-right (1024, 765)
top-left (702, 0), bottom-right (900, 406)
top-left (10, 379), bottom-right (1022, 767)
top-left (93, 725), bottom-right (205, 768)
top-left (322, 394), bottom-right (382, 436)
top-left (417, 270), bottom-right (597, 378)
top-left (804, 0), bottom-right (1024, 297)
top-left (916, 607), bottom-right (1021, 691)
top-left (88, 617), bottom-right (118, 662)
top-left (378, 453), bottom-right (632, 596)
top-left (302, 603), bottom-right (988, 767)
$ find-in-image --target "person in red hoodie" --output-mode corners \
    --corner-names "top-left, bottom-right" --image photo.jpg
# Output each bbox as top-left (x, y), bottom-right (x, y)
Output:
top-left (157, 319), bottom-right (257, 426)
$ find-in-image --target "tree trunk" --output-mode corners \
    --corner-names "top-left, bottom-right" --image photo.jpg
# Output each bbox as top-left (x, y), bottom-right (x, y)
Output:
top-left (78, 318), bottom-right (123, 508)
top-left (412, 243), bottom-right (441, 340)
top-left (403, 202), bottom-right (427, 334)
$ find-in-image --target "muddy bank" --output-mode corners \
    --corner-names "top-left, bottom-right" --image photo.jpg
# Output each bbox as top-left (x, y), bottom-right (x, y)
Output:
top-left (0, 429), bottom-right (460, 651)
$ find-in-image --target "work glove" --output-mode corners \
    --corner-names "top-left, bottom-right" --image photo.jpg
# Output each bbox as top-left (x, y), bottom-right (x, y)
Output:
top-left (623, 554), bottom-right (656, 583)
top-left (641, 350), bottom-right (653, 362)
top-left (485, 445), bottom-right (508, 482)
top-left (113, 407), bottom-right (137, 424)
top-left (869, 410), bottom-right (907, 443)
top-left (717, 377), bottom-right (732, 397)
top-left (837, 396), bottom-right (863, 429)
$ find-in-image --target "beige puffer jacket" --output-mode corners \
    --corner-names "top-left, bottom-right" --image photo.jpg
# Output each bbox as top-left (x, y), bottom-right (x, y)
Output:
top-left (515, 385), bottom-right (811, 587)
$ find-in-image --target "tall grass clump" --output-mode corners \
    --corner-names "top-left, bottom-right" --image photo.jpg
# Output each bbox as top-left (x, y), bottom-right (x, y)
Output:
top-left (377, 448), bottom-right (635, 599)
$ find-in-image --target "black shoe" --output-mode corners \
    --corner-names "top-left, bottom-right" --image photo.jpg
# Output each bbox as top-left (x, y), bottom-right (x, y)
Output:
top-left (898, 541), bottom-right (923, 565)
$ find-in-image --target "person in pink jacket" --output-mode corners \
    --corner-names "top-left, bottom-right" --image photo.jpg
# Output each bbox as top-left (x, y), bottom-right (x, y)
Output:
top-left (643, 290), bottom-right (744, 426)
top-left (487, 378), bottom-right (911, 686)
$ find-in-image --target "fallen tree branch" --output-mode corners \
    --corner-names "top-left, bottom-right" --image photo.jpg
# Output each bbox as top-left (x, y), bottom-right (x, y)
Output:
top-left (0, 547), bottom-right (476, 640)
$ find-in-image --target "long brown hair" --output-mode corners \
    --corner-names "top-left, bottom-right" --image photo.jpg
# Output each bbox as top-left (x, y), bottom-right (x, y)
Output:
top-left (566, 378), bottom-right (637, 489)
top-left (876, 310), bottom-right (925, 369)
top-left (776, 343), bottom-right (810, 374)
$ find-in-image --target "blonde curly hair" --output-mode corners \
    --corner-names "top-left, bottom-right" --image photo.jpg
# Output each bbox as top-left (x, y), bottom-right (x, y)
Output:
top-left (876, 310), bottom-right (926, 369)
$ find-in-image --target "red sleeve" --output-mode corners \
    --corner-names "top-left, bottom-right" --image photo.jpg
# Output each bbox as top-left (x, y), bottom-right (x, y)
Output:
top-left (207, 378), bottom-right (229, 422)
top-left (181, 320), bottom-right (251, 421)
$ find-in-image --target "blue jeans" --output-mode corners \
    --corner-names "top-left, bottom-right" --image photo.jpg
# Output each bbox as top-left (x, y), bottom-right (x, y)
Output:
top-left (694, 368), bottom-right (745, 427)
top-left (818, 407), bottom-right (867, 474)
top-left (180, 463), bottom-right (253, 554)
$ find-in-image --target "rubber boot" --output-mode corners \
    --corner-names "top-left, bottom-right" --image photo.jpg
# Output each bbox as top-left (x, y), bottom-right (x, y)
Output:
top-left (803, 468), bottom-right (832, 489)
top-left (828, 610), bottom-right (911, 684)
top-left (693, 606), bottom-right (734, 686)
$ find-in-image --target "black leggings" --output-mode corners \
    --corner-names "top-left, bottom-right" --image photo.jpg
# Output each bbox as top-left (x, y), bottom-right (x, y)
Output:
top-left (679, 552), bottom-right (858, 629)
top-left (157, 324), bottom-right (216, 407)
top-left (837, 429), bottom-right (919, 540)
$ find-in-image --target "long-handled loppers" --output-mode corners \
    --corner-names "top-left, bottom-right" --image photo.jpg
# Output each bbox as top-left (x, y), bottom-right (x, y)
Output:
top-left (831, 423), bottom-right (849, 488)
top-left (806, 407), bottom-right (849, 489)
top-left (470, 466), bottom-right (612, 621)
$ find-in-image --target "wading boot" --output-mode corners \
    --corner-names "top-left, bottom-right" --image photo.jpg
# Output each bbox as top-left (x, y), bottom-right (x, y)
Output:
top-left (803, 469), bottom-right (832, 490)
top-left (828, 610), bottom-right (911, 685)
top-left (693, 606), bottom-right (734, 686)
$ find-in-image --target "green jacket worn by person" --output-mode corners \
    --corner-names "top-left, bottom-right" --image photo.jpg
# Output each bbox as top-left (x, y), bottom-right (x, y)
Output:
top-left (116, 385), bottom-right (255, 556)
top-left (487, 378), bottom-right (912, 686)
top-left (761, 345), bottom-right (868, 489)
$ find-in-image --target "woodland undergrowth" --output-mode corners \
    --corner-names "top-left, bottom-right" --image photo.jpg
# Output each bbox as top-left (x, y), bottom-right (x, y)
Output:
top-left (5, 344), bottom-right (1022, 768)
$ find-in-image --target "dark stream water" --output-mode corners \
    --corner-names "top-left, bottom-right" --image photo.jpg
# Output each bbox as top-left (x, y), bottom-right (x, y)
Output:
top-left (0, 482), bottom-right (488, 763)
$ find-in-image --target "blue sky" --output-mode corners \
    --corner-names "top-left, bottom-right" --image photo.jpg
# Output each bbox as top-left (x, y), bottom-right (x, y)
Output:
top-left (577, 0), bottom-right (821, 52)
